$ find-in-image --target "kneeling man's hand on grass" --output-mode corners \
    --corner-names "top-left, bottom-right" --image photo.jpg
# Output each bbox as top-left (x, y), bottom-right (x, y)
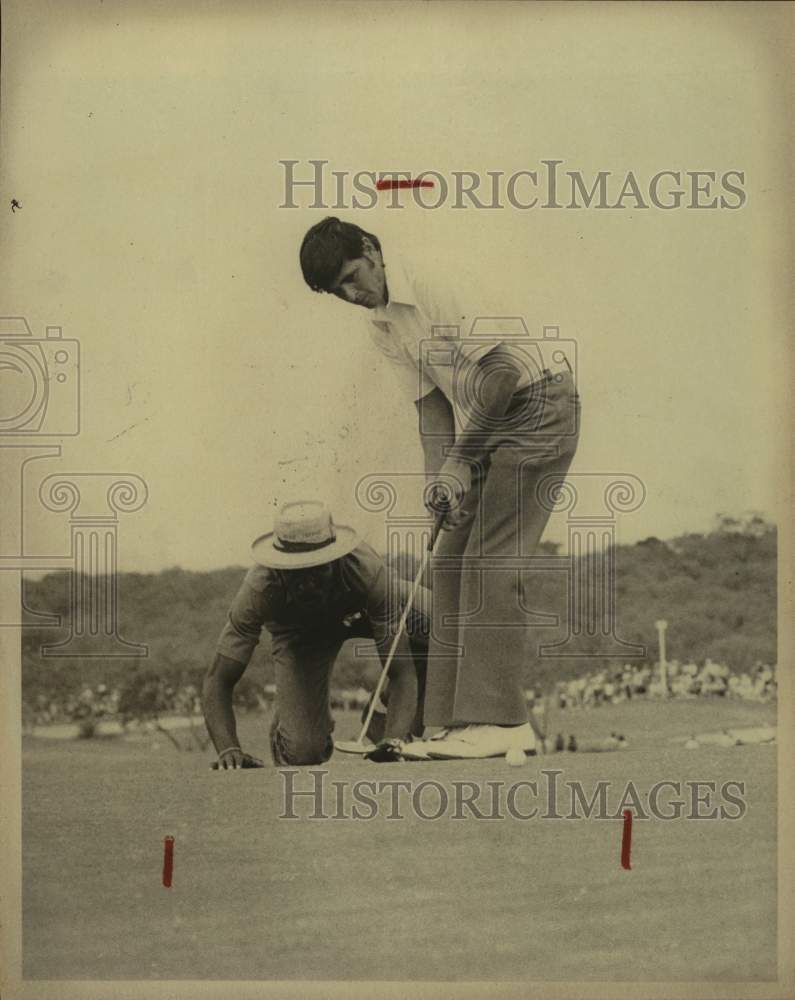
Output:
top-left (212, 747), bottom-right (265, 770)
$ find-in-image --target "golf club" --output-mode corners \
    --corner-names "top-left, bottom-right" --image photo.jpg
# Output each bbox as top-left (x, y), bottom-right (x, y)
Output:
top-left (335, 497), bottom-right (450, 755)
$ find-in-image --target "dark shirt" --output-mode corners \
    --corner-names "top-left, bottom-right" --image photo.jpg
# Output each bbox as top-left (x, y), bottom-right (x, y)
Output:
top-left (216, 541), bottom-right (426, 666)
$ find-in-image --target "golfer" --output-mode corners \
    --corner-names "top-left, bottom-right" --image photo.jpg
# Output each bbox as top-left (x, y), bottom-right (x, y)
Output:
top-left (300, 218), bottom-right (580, 759)
top-left (202, 501), bottom-right (429, 767)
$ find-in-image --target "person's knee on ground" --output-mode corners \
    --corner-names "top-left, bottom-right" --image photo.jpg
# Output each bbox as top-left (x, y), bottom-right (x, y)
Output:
top-left (274, 732), bottom-right (333, 766)
top-left (270, 715), bottom-right (333, 766)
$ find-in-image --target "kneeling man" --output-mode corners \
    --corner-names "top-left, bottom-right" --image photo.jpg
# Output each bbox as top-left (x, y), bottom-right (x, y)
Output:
top-left (202, 501), bottom-right (429, 768)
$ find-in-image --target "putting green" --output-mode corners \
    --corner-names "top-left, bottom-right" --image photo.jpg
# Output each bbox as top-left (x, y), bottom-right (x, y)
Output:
top-left (22, 700), bottom-right (777, 981)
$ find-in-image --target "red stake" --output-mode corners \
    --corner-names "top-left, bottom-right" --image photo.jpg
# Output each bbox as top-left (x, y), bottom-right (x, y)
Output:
top-left (621, 810), bottom-right (632, 870)
top-left (162, 836), bottom-right (175, 887)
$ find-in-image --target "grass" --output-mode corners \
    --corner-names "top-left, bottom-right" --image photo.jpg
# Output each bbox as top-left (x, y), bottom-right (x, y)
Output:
top-left (22, 699), bottom-right (776, 981)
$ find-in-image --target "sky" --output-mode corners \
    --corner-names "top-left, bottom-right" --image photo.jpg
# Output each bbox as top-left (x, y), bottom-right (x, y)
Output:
top-left (0, 1), bottom-right (790, 574)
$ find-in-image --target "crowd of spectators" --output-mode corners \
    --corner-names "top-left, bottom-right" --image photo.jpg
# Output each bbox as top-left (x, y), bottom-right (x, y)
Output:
top-left (27, 680), bottom-right (210, 728)
top-left (551, 659), bottom-right (777, 710)
top-left (28, 684), bottom-right (122, 727)
top-left (24, 659), bottom-right (777, 730)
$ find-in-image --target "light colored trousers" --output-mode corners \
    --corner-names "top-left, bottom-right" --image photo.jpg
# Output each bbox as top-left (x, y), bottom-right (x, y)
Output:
top-left (423, 371), bottom-right (580, 727)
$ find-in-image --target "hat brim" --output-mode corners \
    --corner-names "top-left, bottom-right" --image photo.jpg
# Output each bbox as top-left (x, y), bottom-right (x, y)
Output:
top-left (251, 524), bottom-right (360, 570)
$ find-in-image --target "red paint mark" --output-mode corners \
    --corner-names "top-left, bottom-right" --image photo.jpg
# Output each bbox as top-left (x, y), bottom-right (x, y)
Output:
top-left (375, 178), bottom-right (435, 191)
top-left (162, 836), bottom-right (175, 887)
top-left (620, 810), bottom-right (632, 870)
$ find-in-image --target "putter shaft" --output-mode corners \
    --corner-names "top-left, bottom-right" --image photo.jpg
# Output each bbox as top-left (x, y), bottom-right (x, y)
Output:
top-left (356, 513), bottom-right (445, 745)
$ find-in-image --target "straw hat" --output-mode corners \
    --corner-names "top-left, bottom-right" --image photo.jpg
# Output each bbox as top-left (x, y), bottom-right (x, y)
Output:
top-left (251, 501), bottom-right (360, 570)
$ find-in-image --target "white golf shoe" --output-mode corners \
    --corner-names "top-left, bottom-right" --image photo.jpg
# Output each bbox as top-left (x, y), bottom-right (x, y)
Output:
top-left (394, 735), bottom-right (433, 761)
top-left (402, 722), bottom-right (537, 760)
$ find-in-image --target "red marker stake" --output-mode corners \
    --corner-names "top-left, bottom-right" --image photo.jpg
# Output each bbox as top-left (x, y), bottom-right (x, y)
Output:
top-left (162, 836), bottom-right (175, 888)
top-left (620, 810), bottom-right (632, 870)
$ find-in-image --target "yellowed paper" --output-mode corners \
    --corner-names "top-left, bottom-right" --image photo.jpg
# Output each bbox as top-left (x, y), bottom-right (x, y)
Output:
top-left (1, 2), bottom-right (792, 998)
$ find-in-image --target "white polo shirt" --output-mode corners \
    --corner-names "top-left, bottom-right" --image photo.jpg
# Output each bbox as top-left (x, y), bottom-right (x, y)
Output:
top-left (365, 253), bottom-right (547, 431)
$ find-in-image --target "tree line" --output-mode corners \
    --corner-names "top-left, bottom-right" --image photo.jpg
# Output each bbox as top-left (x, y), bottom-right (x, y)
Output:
top-left (21, 516), bottom-right (776, 707)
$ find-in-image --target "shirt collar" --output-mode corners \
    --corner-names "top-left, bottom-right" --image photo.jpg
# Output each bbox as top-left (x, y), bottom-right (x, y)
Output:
top-left (374, 253), bottom-right (416, 316)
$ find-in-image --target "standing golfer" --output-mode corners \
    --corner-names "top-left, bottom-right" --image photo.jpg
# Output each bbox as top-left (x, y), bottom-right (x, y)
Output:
top-left (202, 501), bottom-right (429, 767)
top-left (300, 218), bottom-right (580, 759)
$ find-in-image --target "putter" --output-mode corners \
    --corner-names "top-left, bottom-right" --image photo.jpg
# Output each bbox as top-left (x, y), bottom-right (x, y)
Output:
top-left (333, 738), bottom-right (376, 755)
top-left (335, 499), bottom-right (449, 755)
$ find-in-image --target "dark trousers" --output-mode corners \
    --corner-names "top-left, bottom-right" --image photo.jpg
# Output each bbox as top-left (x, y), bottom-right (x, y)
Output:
top-left (270, 588), bottom-right (430, 765)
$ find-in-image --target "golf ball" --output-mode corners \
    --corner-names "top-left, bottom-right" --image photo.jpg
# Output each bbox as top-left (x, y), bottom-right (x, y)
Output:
top-left (505, 748), bottom-right (526, 767)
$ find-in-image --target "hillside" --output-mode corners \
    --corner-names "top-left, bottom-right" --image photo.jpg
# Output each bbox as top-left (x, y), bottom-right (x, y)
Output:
top-left (21, 520), bottom-right (776, 704)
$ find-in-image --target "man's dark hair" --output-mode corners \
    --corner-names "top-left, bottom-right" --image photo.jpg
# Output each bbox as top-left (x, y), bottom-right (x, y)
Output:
top-left (299, 217), bottom-right (382, 293)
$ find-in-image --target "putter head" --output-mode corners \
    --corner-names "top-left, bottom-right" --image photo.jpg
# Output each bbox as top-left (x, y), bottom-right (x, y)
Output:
top-left (334, 739), bottom-right (374, 755)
